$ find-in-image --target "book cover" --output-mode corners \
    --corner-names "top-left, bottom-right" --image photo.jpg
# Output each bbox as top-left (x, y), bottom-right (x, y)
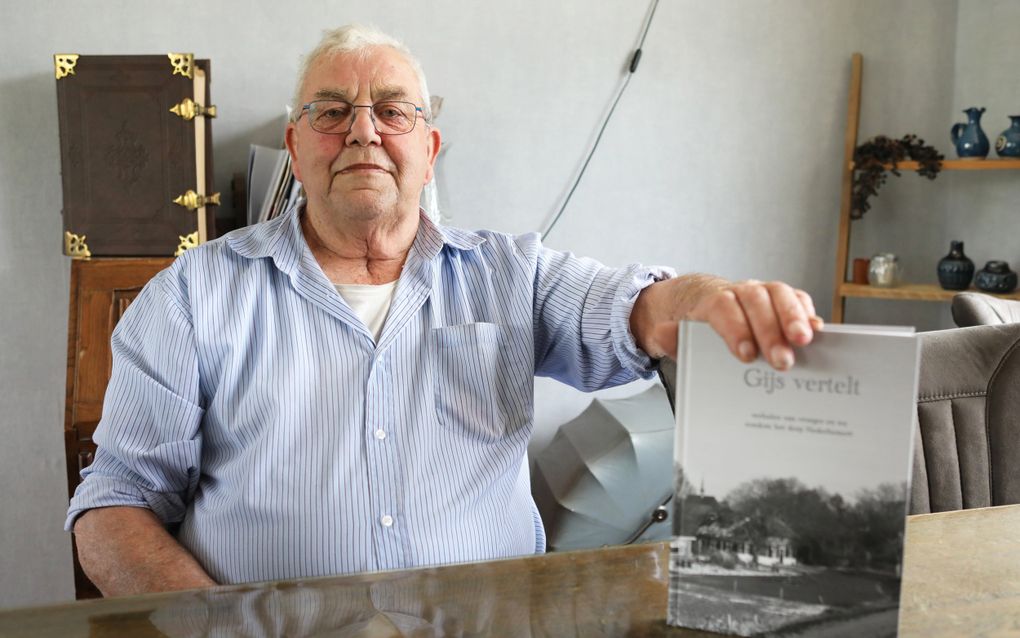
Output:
top-left (667, 321), bottom-right (919, 636)
top-left (56, 55), bottom-right (215, 256)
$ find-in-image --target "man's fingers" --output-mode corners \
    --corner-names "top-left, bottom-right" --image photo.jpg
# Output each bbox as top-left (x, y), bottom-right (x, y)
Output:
top-left (795, 288), bottom-right (816, 320)
top-left (733, 283), bottom-right (794, 370)
top-left (796, 289), bottom-right (825, 330)
top-left (768, 282), bottom-right (813, 347)
top-left (674, 282), bottom-right (820, 370)
top-left (689, 290), bottom-right (758, 363)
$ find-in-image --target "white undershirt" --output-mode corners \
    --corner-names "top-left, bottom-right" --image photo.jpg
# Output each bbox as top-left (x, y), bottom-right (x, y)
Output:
top-left (334, 281), bottom-right (398, 342)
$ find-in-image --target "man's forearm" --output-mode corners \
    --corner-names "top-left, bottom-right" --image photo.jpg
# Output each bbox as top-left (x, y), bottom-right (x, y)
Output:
top-left (630, 273), bottom-right (730, 358)
top-left (74, 506), bottom-right (216, 597)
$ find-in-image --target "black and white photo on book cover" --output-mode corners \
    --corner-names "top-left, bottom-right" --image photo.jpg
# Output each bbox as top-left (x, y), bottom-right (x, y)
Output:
top-left (668, 321), bottom-right (920, 637)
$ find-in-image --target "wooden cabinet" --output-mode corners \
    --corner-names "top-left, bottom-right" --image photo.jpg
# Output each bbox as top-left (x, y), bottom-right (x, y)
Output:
top-left (64, 258), bottom-right (172, 598)
top-left (831, 53), bottom-right (1020, 323)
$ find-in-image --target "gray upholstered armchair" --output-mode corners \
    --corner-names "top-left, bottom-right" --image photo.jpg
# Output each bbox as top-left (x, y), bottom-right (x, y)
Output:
top-left (911, 323), bottom-right (1020, 514)
top-left (952, 292), bottom-right (1020, 327)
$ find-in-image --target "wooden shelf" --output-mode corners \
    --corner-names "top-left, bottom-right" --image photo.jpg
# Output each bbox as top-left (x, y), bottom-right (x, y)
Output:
top-left (850, 159), bottom-right (1020, 171)
top-left (832, 53), bottom-right (1020, 322)
top-left (839, 282), bottom-right (1020, 302)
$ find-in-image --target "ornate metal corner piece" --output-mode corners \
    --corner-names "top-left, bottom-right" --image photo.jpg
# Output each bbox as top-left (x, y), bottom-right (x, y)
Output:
top-left (167, 53), bottom-right (194, 79)
top-left (64, 231), bottom-right (91, 259)
top-left (169, 97), bottom-right (218, 121)
top-left (54, 54), bottom-right (80, 80)
top-left (174, 231), bottom-right (199, 256)
top-left (172, 189), bottom-right (221, 210)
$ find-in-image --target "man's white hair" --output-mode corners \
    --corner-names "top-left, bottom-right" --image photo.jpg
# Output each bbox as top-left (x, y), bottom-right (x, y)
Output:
top-left (290, 24), bottom-right (432, 122)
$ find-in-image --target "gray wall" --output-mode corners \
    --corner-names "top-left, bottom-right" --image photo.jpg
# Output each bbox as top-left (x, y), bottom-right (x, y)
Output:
top-left (3, 0), bottom-right (1007, 610)
top-left (943, 0), bottom-right (1020, 285)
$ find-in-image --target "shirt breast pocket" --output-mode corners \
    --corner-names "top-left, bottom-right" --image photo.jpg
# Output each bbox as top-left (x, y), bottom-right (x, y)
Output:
top-left (432, 322), bottom-right (506, 443)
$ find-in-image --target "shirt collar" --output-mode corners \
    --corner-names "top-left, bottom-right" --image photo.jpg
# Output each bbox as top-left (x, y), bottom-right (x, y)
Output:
top-left (226, 201), bottom-right (486, 274)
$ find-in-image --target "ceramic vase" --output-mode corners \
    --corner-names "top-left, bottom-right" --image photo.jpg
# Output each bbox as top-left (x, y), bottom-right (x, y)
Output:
top-left (975, 261), bottom-right (1018, 294)
top-left (937, 241), bottom-right (975, 291)
top-left (951, 107), bottom-right (990, 159)
top-left (995, 116), bottom-right (1020, 158)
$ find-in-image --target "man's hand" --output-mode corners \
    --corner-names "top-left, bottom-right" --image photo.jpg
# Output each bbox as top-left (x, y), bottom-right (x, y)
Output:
top-left (630, 275), bottom-right (823, 370)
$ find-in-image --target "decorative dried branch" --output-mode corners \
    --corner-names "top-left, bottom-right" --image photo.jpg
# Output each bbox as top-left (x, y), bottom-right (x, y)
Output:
top-left (851, 134), bottom-right (944, 219)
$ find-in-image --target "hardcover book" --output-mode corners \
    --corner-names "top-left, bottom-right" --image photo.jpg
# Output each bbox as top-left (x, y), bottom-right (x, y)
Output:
top-left (55, 54), bottom-right (216, 257)
top-left (668, 321), bottom-right (920, 636)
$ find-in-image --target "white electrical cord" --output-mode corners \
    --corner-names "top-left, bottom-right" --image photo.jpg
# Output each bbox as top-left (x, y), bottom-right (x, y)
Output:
top-left (540, 0), bottom-right (661, 238)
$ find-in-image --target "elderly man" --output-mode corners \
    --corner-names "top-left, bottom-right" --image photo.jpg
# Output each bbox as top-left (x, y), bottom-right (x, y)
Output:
top-left (68, 25), bottom-right (820, 596)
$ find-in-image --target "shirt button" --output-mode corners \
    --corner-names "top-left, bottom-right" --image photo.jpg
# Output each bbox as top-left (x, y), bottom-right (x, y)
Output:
top-left (374, 429), bottom-right (387, 440)
top-left (380, 515), bottom-right (394, 527)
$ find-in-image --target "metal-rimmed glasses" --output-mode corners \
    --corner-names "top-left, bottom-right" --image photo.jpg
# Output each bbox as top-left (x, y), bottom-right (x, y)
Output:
top-left (296, 100), bottom-right (425, 136)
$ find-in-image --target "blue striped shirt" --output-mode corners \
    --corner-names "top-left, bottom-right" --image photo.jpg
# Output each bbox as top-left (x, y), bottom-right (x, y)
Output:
top-left (66, 205), bottom-right (671, 584)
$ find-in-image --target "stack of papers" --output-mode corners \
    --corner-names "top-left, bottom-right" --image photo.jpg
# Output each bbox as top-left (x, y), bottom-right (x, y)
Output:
top-left (246, 145), bottom-right (302, 225)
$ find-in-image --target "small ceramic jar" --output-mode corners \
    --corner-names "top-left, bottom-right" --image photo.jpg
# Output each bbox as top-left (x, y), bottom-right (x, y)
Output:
top-left (974, 261), bottom-right (1018, 294)
top-left (852, 258), bottom-right (870, 284)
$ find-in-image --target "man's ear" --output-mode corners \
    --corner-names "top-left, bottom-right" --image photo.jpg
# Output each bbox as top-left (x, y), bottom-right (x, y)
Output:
top-left (284, 122), bottom-right (303, 182)
top-left (423, 126), bottom-right (442, 184)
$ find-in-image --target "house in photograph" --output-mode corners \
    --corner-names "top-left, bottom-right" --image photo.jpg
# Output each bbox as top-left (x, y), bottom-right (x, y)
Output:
top-left (695, 517), bottom-right (797, 567)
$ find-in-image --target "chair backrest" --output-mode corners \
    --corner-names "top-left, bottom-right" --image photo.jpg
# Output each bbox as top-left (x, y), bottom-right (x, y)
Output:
top-left (952, 292), bottom-right (1020, 327)
top-left (911, 323), bottom-right (1020, 514)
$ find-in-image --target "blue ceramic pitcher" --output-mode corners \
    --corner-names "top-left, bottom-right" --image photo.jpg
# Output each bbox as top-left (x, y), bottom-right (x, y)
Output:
top-left (951, 107), bottom-right (989, 158)
top-left (996, 115), bottom-right (1020, 158)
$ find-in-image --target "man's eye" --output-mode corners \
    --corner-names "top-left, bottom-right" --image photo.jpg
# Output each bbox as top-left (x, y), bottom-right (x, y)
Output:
top-left (320, 108), bottom-right (346, 120)
top-left (378, 106), bottom-right (404, 119)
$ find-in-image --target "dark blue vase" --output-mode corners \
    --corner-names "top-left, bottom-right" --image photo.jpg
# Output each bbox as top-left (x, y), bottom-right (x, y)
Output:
top-left (951, 107), bottom-right (990, 159)
top-left (975, 261), bottom-right (1018, 294)
top-left (995, 116), bottom-right (1020, 158)
top-left (937, 240), bottom-right (975, 291)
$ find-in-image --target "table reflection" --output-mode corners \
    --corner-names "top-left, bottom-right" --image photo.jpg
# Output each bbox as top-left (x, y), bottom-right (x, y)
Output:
top-left (4, 543), bottom-right (688, 638)
top-left (10, 506), bottom-right (1020, 637)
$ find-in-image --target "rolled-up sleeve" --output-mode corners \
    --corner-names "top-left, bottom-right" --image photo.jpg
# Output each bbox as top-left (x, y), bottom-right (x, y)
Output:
top-left (520, 233), bottom-right (675, 390)
top-left (65, 269), bottom-right (205, 530)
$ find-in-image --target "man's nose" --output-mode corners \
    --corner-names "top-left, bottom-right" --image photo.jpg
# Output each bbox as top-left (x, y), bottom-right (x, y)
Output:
top-left (345, 106), bottom-right (381, 146)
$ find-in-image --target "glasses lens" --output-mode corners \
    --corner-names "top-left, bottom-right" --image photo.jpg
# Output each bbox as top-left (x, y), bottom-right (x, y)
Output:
top-left (308, 101), bottom-right (353, 134)
top-left (372, 101), bottom-right (416, 134)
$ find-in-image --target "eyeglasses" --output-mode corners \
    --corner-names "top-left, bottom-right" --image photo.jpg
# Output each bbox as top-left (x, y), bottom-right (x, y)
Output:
top-left (296, 100), bottom-right (425, 136)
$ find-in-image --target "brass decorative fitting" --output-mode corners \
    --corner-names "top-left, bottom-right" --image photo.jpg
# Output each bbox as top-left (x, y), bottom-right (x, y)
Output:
top-left (54, 54), bottom-right (80, 79)
top-left (174, 231), bottom-right (200, 256)
top-left (169, 97), bottom-right (217, 121)
top-left (167, 53), bottom-right (195, 79)
top-left (64, 231), bottom-right (91, 259)
top-left (172, 189), bottom-right (221, 210)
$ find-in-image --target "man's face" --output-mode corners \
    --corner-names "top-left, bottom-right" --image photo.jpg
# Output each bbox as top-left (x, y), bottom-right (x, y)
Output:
top-left (285, 47), bottom-right (441, 224)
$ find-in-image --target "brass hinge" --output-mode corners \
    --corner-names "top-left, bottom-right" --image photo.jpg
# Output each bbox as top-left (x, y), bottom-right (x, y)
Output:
top-left (167, 52), bottom-right (194, 79)
top-left (172, 189), bottom-right (220, 210)
top-left (169, 97), bottom-right (217, 121)
top-left (64, 231), bottom-right (91, 260)
top-left (174, 231), bottom-right (199, 256)
top-left (54, 54), bottom-right (80, 79)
